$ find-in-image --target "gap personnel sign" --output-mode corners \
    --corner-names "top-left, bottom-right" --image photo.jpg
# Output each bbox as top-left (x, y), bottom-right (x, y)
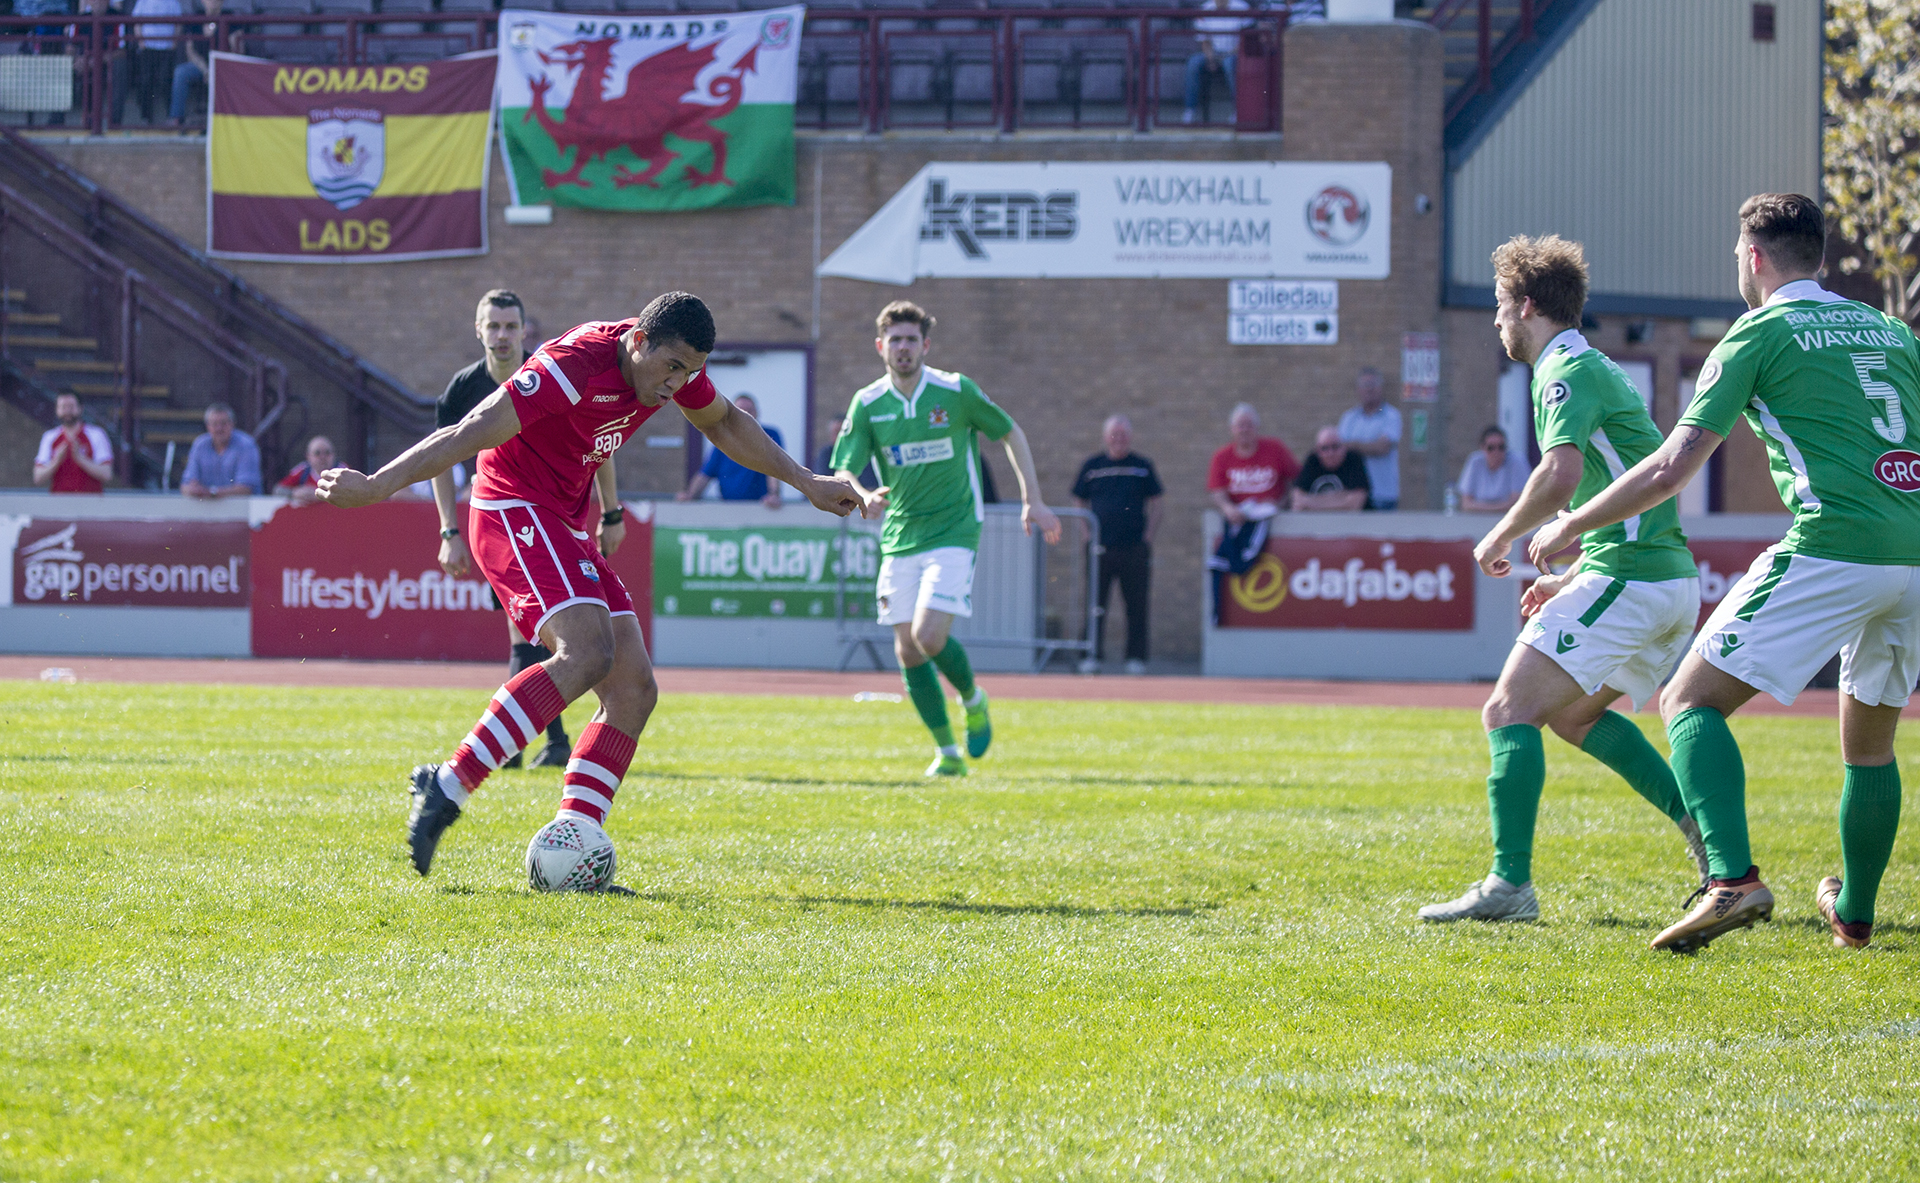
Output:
top-left (10, 519), bottom-right (250, 607)
top-left (818, 161), bottom-right (1391, 283)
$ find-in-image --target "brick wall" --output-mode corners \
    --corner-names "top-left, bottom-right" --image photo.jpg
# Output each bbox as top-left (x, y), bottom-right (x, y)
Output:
top-left (38, 19), bottom-right (1443, 661)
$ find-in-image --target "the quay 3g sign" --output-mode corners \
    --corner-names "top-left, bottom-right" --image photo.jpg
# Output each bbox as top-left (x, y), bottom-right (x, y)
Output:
top-left (818, 161), bottom-right (1392, 284)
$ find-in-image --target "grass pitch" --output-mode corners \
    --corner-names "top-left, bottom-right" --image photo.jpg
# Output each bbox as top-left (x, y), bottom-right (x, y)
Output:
top-left (2, 681), bottom-right (1918, 1181)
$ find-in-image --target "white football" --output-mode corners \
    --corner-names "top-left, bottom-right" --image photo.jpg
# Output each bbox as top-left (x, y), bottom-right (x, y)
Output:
top-left (524, 815), bottom-right (617, 892)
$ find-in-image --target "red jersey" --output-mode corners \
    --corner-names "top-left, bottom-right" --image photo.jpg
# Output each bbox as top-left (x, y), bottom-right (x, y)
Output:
top-left (472, 319), bottom-right (717, 530)
top-left (35, 424), bottom-right (112, 494)
top-left (1207, 437), bottom-right (1299, 504)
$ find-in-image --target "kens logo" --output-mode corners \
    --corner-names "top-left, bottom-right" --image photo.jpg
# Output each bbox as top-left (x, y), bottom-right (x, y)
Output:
top-left (1874, 449), bottom-right (1920, 491)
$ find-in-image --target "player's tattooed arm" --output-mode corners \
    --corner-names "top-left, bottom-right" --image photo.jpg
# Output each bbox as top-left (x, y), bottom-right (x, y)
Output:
top-left (319, 389), bottom-right (521, 508)
top-left (1526, 424), bottom-right (1725, 570)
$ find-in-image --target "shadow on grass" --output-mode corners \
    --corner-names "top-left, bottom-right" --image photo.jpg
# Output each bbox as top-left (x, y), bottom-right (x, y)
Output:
top-left (775, 893), bottom-right (1221, 919)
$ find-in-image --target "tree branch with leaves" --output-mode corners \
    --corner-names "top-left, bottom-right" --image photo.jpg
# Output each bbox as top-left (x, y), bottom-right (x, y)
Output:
top-left (1826, 0), bottom-right (1920, 324)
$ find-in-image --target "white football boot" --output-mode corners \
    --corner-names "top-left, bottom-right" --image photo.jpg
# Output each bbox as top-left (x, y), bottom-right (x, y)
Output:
top-left (1418, 874), bottom-right (1540, 923)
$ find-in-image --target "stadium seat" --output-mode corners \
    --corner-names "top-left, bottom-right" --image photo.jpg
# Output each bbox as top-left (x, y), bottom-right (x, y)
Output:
top-left (556, 0), bottom-right (620, 11)
top-left (613, 0), bottom-right (677, 12)
top-left (435, 0), bottom-right (497, 13)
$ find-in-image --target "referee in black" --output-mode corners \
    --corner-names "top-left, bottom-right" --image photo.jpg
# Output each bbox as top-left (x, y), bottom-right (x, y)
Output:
top-left (430, 289), bottom-right (623, 768)
top-left (1071, 414), bottom-right (1162, 675)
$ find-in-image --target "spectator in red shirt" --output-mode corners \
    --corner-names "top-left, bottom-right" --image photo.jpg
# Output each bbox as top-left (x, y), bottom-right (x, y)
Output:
top-left (33, 394), bottom-right (114, 493)
top-left (1207, 402), bottom-right (1298, 526)
top-left (1206, 402), bottom-right (1298, 625)
top-left (277, 436), bottom-right (336, 506)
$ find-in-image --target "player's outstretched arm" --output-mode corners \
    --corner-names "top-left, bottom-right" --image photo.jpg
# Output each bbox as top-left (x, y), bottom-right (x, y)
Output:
top-left (684, 396), bottom-right (862, 517)
top-left (1527, 425), bottom-right (1723, 569)
top-left (993, 422), bottom-right (1062, 543)
top-left (318, 389), bottom-right (521, 508)
top-left (1473, 444), bottom-right (1582, 577)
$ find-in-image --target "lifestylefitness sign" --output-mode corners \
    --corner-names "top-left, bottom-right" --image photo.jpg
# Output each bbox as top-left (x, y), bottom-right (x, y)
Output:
top-left (818, 161), bottom-right (1392, 284)
top-left (654, 524), bottom-right (875, 619)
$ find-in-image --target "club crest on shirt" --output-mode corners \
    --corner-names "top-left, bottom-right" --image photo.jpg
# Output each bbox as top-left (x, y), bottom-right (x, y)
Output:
top-left (928, 406), bottom-right (949, 428)
top-left (512, 369), bottom-right (540, 396)
top-left (578, 560), bottom-right (600, 582)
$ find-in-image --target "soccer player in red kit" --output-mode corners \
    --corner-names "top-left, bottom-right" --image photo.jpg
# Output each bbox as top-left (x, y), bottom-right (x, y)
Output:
top-left (318, 292), bottom-right (863, 880)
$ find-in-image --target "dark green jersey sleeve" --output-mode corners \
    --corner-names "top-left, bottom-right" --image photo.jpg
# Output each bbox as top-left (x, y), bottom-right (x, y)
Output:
top-left (1679, 317), bottom-right (1770, 436)
top-left (959, 377), bottom-right (1016, 440)
top-left (829, 405), bottom-right (875, 478)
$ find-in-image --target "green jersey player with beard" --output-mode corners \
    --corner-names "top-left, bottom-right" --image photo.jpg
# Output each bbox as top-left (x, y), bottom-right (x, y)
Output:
top-left (832, 300), bottom-right (1061, 777)
top-left (1532, 194), bottom-right (1920, 953)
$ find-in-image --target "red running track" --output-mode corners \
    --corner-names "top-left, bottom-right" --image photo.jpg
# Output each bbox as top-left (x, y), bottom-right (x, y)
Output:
top-left (0, 655), bottom-right (1864, 717)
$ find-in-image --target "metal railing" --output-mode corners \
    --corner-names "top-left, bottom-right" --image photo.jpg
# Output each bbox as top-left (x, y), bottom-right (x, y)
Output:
top-left (0, 9), bottom-right (1286, 136)
top-left (0, 177), bottom-right (286, 484)
top-left (1424, 0), bottom-right (1560, 125)
top-left (0, 127), bottom-right (433, 462)
top-left (835, 504), bottom-right (1100, 673)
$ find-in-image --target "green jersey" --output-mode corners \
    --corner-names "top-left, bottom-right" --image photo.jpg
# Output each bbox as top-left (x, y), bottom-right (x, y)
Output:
top-left (1680, 281), bottom-right (1920, 565)
top-left (831, 365), bottom-right (1015, 557)
top-left (1534, 329), bottom-right (1697, 582)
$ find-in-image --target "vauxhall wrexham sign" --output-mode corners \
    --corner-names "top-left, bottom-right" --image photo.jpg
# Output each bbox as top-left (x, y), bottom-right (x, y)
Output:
top-left (817, 161), bottom-right (1392, 283)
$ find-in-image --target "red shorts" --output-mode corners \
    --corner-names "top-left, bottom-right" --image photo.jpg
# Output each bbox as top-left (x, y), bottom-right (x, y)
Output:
top-left (468, 498), bottom-right (633, 643)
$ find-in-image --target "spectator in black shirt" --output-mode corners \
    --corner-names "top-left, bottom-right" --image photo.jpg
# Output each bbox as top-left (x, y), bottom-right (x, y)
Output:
top-left (1071, 413), bottom-right (1162, 675)
top-left (1291, 425), bottom-right (1371, 511)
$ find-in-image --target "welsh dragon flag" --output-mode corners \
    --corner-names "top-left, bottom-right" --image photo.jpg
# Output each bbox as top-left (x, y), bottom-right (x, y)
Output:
top-left (496, 7), bottom-right (801, 211)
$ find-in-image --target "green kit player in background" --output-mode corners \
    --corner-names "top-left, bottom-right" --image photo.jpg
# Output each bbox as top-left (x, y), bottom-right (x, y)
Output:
top-left (1419, 234), bottom-right (1709, 925)
top-left (833, 301), bottom-right (1062, 776)
top-left (1533, 193), bottom-right (1920, 952)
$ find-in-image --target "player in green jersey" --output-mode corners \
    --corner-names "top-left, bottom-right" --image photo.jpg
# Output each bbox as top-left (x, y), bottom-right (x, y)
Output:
top-left (1419, 235), bottom-right (1709, 925)
top-left (1532, 194), bottom-right (1919, 952)
top-left (832, 301), bottom-right (1062, 777)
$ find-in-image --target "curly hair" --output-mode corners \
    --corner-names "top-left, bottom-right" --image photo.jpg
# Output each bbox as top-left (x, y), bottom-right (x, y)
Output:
top-left (1491, 235), bottom-right (1588, 326)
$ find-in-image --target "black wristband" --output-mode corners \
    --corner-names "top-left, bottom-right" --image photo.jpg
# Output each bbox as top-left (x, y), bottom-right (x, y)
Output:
top-left (601, 508), bottom-right (625, 526)
top-left (439, 527), bottom-right (460, 539)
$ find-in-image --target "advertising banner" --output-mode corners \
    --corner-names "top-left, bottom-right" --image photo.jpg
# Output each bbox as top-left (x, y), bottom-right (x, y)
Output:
top-left (9, 519), bottom-right (250, 607)
top-left (251, 500), bottom-right (652, 659)
top-left (1219, 537), bottom-right (1474, 631)
top-left (206, 51), bottom-right (496, 262)
top-left (654, 523), bottom-right (875, 619)
top-left (495, 7), bottom-right (802, 211)
top-left (818, 161), bottom-right (1391, 284)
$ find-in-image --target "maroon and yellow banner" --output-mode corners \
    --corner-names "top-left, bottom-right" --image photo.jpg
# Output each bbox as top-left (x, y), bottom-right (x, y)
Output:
top-left (207, 51), bottom-right (496, 262)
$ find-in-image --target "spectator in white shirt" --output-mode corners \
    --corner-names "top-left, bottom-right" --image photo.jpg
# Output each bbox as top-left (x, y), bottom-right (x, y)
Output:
top-left (1457, 425), bottom-right (1534, 512)
top-left (1337, 367), bottom-right (1402, 510)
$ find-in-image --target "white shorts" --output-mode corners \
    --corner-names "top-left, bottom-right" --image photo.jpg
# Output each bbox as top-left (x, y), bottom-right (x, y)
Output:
top-left (1519, 571), bottom-right (1700, 711)
top-left (876, 545), bottom-right (975, 625)
top-left (1695, 546), bottom-right (1920, 708)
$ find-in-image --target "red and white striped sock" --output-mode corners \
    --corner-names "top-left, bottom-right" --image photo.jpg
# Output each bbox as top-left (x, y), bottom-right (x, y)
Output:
top-left (557, 722), bottom-right (638, 825)
top-left (436, 664), bottom-right (568, 806)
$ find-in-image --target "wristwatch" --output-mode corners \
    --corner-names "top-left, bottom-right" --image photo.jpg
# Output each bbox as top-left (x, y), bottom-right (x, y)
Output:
top-left (601, 507), bottom-right (625, 526)
top-left (439, 527), bottom-right (460, 540)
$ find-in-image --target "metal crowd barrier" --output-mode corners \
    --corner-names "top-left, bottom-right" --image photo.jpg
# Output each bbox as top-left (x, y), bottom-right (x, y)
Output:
top-left (835, 503), bottom-right (1098, 673)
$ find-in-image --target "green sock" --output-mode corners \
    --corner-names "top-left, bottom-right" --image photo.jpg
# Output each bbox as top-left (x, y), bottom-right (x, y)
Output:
top-left (902, 662), bottom-right (955, 749)
top-left (1487, 724), bottom-right (1546, 885)
top-left (1580, 710), bottom-right (1688, 823)
top-left (1666, 707), bottom-right (1751, 879)
top-left (929, 638), bottom-right (976, 701)
top-left (1836, 762), bottom-right (1902, 925)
